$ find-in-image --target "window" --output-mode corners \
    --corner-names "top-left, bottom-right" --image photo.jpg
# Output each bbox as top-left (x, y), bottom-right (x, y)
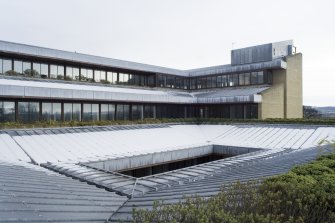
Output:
top-left (239, 73), bottom-right (245, 86)
top-left (33, 63), bottom-right (41, 78)
top-left (251, 72), bottom-right (258, 85)
top-left (257, 71), bottom-right (264, 84)
top-left (41, 64), bottom-right (48, 78)
top-left (18, 102), bottom-right (40, 122)
top-left (131, 105), bottom-right (143, 120)
top-left (64, 103), bottom-right (81, 121)
top-left (66, 67), bottom-right (79, 81)
top-left (116, 104), bottom-right (130, 120)
top-left (244, 73), bottom-right (250, 85)
top-left (0, 101), bottom-right (15, 122)
top-left (0, 58), bottom-right (2, 74)
top-left (23, 61), bottom-right (31, 76)
top-left (107, 72), bottom-right (117, 84)
top-left (14, 60), bottom-right (23, 75)
top-left (50, 65), bottom-right (64, 79)
top-left (2, 59), bottom-right (12, 75)
top-left (100, 104), bottom-right (115, 121)
top-left (42, 102), bottom-right (61, 121)
top-left (94, 70), bottom-right (101, 82)
top-left (144, 105), bottom-right (154, 118)
top-left (83, 104), bottom-right (99, 121)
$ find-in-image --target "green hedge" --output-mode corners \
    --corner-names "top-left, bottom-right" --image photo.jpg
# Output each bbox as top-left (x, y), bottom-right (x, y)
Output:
top-left (1, 118), bottom-right (335, 130)
top-left (133, 153), bottom-right (335, 223)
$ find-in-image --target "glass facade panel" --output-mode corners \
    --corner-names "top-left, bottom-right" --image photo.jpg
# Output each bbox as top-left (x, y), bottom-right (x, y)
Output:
top-left (92, 104), bottom-right (99, 121)
top-left (32, 63), bottom-right (41, 78)
top-left (100, 104), bottom-right (109, 120)
top-left (41, 64), bottom-right (48, 78)
top-left (244, 73), bottom-right (250, 85)
top-left (239, 73), bottom-right (245, 86)
top-left (66, 67), bottom-right (73, 80)
top-left (257, 71), bottom-right (264, 84)
top-left (23, 61), bottom-right (31, 76)
top-left (42, 102), bottom-right (52, 120)
top-left (0, 101), bottom-right (15, 122)
top-left (73, 103), bottom-right (81, 121)
top-left (18, 102), bottom-right (39, 122)
top-left (144, 105), bottom-right (154, 118)
top-left (2, 59), bottom-right (12, 75)
top-left (131, 105), bottom-right (143, 120)
top-left (57, 65), bottom-right (64, 79)
top-left (50, 65), bottom-right (57, 79)
top-left (64, 103), bottom-right (73, 121)
top-left (251, 72), bottom-right (258, 85)
top-left (73, 67), bottom-right (79, 81)
top-left (14, 60), bottom-right (23, 75)
top-left (83, 104), bottom-right (92, 121)
top-left (0, 58), bottom-right (2, 74)
top-left (94, 70), bottom-right (101, 82)
top-left (87, 69), bottom-right (93, 82)
top-left (80, 68), bottom-right (87, 81)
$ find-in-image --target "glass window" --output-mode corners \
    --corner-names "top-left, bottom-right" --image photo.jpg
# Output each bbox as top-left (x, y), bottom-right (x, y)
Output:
top-left (14, 60), bottom-right (23, 75)
top-left (64, 103), bottom-right (73, 121)
top-left (42, 102), bottom-right (52, 120)
top-left (100, 71), bottom-right (106, 81)
top-left (66, 67), bottom-right (73, 80)
top-left (100, 104), bottom-right (109, 121)
top-left (87, 69), bottom-right (93, 82)
top-left (18, 102), bottom-right (40, 122)
top-left (107, 72), bottom-right (113, 84)
top-left (92, 104), bottom-right (99, 121)
top-left (83, 104), bottom-right (92, 121)
top-left (2, 59), bottom-right (12, 75)
top-left (33, 63), bottom-right (41, 78)
top-left (239, 73), bottom-right (245, 86)
top-left (73, 103), bottom-right (81, 121)
top-left (144, 105), bottom-right (154, 118)
top-left (244, 73), bottom-right (250, 85)
top-left (251, 72), bottom-right (258, 85)
top-left (23, 61), bottom-right (31, 76)
top-left (41, 64), bottom-right (48, 78)
top-left (94, 70), bottom-right (101, 82)
top-left (80, 68), bottom-right (87, 81)
top-left (57, 65), bottom-right (64, 79)
top-left (123, 104), bottom-right (130, 120)
top-left (0, 101), bottom-right (15, 122)
top-left (257, 71), bottom-right (264, 84)
top-left (42, 102), bottom-right (61, 121)
top-left (50, 65), bottom-right (57, 79)
top-left (0, 58), bottom-right (2, 74)
top-left (100, 104), bottom-right (115, 120)
top-left (131, 105), bottom-right (143, 120)
top-left (73, 67), bottom-right (79, 81)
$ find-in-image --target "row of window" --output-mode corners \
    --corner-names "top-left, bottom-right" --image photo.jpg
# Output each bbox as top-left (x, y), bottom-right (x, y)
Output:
top-left (0, 57), bottom-right (272, 90)
top-left (0, 58), bottom-right (155, 86)
top-left (0, 101), bottom-right (156, 123)
top-left (157, 71), bottom-right (272, 90)
top-left (0, 101), bottom-right (258, 123)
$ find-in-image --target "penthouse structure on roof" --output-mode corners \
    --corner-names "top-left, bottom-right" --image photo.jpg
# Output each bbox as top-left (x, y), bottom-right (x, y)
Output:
top-left (0, 40), bottom-right (302, 122)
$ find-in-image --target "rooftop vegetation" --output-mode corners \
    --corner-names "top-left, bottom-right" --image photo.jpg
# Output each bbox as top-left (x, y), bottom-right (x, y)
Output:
top-left (1, 118), bottom-right (335, 130)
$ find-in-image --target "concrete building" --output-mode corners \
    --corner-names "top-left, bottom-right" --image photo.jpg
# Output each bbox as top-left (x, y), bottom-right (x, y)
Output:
top-left (0, 40), bottom-right (302, 122)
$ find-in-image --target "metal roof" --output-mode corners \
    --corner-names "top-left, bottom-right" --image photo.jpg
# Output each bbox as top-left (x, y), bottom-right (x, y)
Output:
top-left (0, 160), bottom-right (128, 222)
top-left (0, 77), bottom-right (268, 104)
top-left (1, 124), bottom-right (334, 222)
top-left (0, 40), bottom-right (287, 77)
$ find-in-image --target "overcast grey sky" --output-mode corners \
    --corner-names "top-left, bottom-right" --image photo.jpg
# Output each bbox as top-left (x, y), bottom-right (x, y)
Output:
top-left (0, 0), bottom-right (334, 106)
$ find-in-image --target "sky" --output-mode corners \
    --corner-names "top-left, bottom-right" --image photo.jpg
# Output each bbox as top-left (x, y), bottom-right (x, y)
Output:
top-left (0, 0), bottom-right (334, 106)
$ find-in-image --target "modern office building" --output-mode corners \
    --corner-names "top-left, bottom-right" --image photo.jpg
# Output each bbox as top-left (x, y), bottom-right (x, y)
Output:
top-left (0, 40), bottom-right (302, 123)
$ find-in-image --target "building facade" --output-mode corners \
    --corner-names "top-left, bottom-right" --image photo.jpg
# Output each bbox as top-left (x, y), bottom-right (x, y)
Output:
top-left (0, 40), bottom-right (302, 123)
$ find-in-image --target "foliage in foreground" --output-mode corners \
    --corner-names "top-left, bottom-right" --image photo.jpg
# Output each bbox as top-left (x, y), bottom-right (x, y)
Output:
top-left (1, 117), bottom-right (335, 130)
top-left (133, 153), bottom-right (335, 223)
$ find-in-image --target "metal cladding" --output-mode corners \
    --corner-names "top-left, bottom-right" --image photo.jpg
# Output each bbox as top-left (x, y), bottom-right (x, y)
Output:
top-left (231, 40), bottom-right (293, 65)
top-left (0, 40), bottom-right (289, 77)
top-left (0, 76), bottom-right (269, 104)
top-left (1, 124), bottom-right (335, 222)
